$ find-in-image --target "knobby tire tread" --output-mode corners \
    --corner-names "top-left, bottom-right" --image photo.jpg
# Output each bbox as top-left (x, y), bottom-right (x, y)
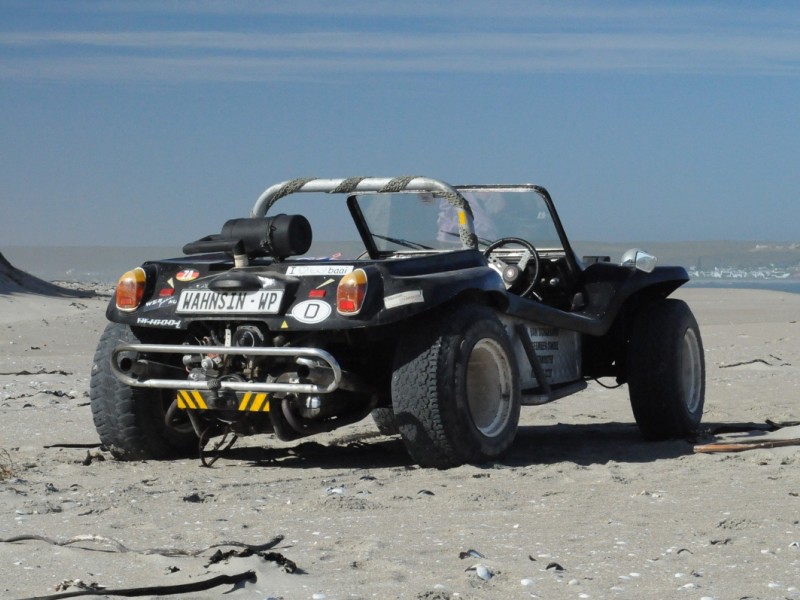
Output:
top-left (627, 299), bottom-right (704, 440)
top-left (392, 304), bottom-right (519, 468)
top-left (90, 323), bottom-right (195, 460)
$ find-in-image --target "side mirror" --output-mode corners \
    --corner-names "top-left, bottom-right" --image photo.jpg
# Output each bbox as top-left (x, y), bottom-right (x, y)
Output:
top-left (620, 248), bottom-right (657, 273)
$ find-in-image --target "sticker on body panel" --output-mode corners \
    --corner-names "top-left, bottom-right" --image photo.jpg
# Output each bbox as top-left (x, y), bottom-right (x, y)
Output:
top-left (143, 297), bottom-right (178, 311)
top-left (176, 269), bottom-right (200, 282)
top-left (285, 265), bottom-right (354, 276)
top-left (384, 290), bottom-right (424, 309)
top-left (136, 317), bottom-right (182, 329)
top-left (291, 300), bottom-right (332, 324)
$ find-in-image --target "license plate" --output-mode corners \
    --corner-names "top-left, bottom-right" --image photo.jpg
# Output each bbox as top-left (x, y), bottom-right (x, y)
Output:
top-left (177, 289), bottom-right (284, 314)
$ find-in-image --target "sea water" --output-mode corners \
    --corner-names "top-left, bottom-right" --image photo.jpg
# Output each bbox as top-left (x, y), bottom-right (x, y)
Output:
top-left (3, 246), bottom-right (181, 284)
top-left (686, 279), bottom-right (800, 295)
top-left (3, 245), bottom-right (799, 294)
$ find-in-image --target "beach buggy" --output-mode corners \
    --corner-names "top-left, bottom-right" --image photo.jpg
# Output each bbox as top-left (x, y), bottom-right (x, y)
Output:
top-left (90, 176), bottom-right (705, 468)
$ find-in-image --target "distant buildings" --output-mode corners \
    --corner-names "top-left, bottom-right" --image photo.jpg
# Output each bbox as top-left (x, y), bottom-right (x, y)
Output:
top-left (688, 266), bottom-right (798, 280)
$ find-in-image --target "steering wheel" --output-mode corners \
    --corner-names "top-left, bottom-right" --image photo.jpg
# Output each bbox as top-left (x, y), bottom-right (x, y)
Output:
top-left (483, 237), bottom-right (541, 298)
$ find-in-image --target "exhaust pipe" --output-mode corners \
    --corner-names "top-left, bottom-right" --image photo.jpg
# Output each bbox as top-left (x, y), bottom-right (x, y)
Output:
top-left (127, 358), bottom-right (187, 381)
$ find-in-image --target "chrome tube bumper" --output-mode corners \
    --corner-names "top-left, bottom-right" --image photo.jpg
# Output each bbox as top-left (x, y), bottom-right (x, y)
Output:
top-left (110, 344), bottom-right (343, 394)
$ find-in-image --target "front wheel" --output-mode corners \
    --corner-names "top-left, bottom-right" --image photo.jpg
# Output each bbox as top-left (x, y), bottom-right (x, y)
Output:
top-left (391, 304), bottom-right (521, 468)
top-left (627, 299), bottom-right (705, 440)
top-left (89, 323), bottom-right (197, 460)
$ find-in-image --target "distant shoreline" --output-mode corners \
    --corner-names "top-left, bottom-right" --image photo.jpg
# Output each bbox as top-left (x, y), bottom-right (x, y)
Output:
top-left (687, 278), bottom-right (800, 295)
top-left (2, 244), bottom-right (799, 295)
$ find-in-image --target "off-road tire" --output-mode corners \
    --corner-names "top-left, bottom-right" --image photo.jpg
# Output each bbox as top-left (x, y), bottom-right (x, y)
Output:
top-left (371, 407), bottom-right (400, 436)
top-left (391, 304), bottom-right (521, 468)
top-left (627, 298), bottom-right (705, 440)
top-left (90, 323), bottom-right (197, 460)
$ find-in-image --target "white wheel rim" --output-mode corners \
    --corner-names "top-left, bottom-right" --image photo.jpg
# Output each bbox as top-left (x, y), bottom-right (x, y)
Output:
top-left (681, 327), bottom-right (703, 414)
top-left (466, 338), bottom-right (514, 437)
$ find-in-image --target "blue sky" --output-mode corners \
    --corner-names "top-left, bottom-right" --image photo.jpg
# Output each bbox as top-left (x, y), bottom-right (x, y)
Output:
top-left (1, 1), bottom-right (798, 246)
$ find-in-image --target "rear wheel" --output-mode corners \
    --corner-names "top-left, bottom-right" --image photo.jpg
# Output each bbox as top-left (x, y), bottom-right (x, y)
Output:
top-left (391, 304), bottom-right (520, 468)
top-left (627, 299), bottom-right (705, 440)
top-left (90, 323), bottom-right (197, 460)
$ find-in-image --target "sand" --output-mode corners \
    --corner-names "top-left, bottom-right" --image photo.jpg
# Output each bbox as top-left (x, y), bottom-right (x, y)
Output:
top-left (1, 285), bottom-right (799, 600)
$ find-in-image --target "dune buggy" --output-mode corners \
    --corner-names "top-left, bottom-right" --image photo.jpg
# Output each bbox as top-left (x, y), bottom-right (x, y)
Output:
top-left (90, 176), bottom-right (704, 468)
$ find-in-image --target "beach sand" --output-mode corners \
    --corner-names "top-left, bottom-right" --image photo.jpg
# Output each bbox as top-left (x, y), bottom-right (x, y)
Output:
top-left (1, 286), bottom-right (799, 599)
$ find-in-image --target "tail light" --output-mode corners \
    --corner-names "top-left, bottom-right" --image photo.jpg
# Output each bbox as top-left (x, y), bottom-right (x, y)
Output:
top-left (115, 267), bottom-right (147, 311)
top-left (336, 269), bottom-right (368, 315)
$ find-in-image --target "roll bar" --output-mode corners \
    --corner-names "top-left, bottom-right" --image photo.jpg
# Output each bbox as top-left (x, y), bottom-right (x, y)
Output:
top-left (250, 176), bottom-right (479, 250)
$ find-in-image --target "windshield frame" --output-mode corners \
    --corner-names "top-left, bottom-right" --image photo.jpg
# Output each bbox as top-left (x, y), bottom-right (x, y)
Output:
top-left (350, 184), bottom-right (573, 253)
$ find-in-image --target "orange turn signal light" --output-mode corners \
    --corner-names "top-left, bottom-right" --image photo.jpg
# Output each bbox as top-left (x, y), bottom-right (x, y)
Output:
top-left (336, 269), bottom-right (368, 315)
top-left (115, 267), bottom-right (147, 311)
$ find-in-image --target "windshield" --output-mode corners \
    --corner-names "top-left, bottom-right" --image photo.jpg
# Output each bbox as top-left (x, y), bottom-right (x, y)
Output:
top-left (262, 186), bottom-right (564, 259)
top-left (355, 188), bottom-right (563, 252)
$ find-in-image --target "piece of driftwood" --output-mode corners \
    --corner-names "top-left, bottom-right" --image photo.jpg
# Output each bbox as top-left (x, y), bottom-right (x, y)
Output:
top-left (694, 438), bottom-right (800, 453)
top-left (15, 570), bottom-right (255, 600)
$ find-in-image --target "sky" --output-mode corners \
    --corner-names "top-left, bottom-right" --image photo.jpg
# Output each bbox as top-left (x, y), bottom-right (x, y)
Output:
top-left (1, 0), bottom-right (799, 247)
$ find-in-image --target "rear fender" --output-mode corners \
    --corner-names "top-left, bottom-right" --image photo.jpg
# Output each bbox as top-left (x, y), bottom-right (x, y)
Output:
top-left (376, 265), bottom-right (508, 324)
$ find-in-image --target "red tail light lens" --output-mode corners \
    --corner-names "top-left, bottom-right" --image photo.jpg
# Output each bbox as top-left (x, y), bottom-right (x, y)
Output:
top-left (115, 267), bottom-right (147, 311)
top-left (336, 269), bottom-right (368, 315)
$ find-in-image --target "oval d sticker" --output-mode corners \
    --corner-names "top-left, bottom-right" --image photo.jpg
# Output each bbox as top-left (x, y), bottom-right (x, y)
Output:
top-left (291, 300), bottom-right (332, 324)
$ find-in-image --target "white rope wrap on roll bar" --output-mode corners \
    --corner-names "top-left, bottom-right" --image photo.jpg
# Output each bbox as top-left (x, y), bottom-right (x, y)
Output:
top-left (250, 176), bottom-right (478, 249)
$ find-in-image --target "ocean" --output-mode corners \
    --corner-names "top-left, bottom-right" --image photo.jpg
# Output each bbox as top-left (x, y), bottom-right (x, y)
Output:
top-left (685, 279), bottom-right (800, 295)
top-left (3, 245), bottom-right (799, 295)
top-left (3, 246), bottom-right (183, 284)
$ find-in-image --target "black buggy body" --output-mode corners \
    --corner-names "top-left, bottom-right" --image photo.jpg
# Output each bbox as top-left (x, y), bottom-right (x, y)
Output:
top-left (91, 176), bottom-right (705, 468)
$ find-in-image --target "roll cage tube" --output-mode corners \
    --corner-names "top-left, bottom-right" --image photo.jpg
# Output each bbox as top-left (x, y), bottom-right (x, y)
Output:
top-left (488, 184), bottom-right (582, 291)
top-left (458, 184), bottom-right (582, 289)
top-left (530, 185), bottom-right (582, 286)
top-left (346, 195), bottom-right (382, 260)
top-left (250, 176), bottom-right (479, 250)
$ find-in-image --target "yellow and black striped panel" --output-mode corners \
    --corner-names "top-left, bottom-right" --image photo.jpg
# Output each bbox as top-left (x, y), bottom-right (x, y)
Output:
top-left (176, 390), bottom-right (208, 410)
top-left (238, 392), bottom-right (270, 412)
top-left (175, 390), bottom-right (270, 412)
